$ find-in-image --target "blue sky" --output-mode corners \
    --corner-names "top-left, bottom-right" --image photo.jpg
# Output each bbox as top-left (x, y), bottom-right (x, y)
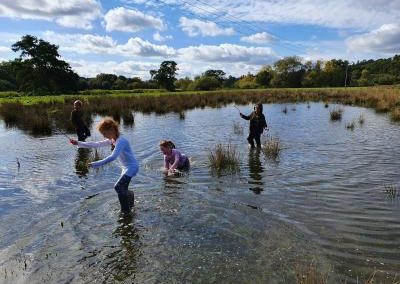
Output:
top-left (0, 0), bottom-right (399, 79)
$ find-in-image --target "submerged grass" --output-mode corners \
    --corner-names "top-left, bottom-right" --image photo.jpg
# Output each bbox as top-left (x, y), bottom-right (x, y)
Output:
top-left (384, 184), bottom-right (398, 199)
top-left (359, 114), bottom-right (365, 125)
top-left (345, 120), bottom-right (355, 130)
top-left (233, 122), bottom-right (244, 135)
top-left (209, 143), bottom-right (240, 174)
top-left (262, 136), bottom-right (282, 159)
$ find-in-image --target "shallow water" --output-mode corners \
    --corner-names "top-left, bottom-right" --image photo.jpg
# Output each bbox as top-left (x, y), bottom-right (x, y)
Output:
top-left (0, 103), bottom-right (399, 283)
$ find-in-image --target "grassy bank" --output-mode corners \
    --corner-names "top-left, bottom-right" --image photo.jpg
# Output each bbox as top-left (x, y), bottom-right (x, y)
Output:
top-left (0, 86), bottom-right (399, 135)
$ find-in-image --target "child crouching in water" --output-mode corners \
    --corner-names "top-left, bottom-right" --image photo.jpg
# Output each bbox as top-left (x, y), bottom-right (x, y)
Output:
top-left (70, 117), bottom-right (138, 214)
top-left (240, 103), bottom-right (268, 148)
top-left (160, 140), bottom-right (189, 174)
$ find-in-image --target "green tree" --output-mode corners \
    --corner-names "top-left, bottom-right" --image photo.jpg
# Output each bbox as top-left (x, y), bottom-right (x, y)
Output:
top-left (151, 61), bottom-right (178, 91)
top-left (204, 69), bottom-right (225, 84)
top-left (189, 76), bottom-right (220, 90)
top-left (11, 35), bottom-right (79, 93)
top-left (271, 56), bottom-right (305, 87)
top-left (255, 66), bottom-right (273, 87)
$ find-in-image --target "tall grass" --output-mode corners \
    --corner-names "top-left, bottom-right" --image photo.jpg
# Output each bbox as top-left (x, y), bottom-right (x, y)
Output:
top-left (390, 107), bottom-right (400, 122)
top-left (262, 137), bottom-right (282, 159)
top-left (209, 143), bottom-right (240, 174)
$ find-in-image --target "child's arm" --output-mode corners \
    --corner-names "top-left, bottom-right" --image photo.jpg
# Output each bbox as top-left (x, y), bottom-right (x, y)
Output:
top-left (164, 155), bottom-right (170, 171)
top-left (169, 153), bottom-right (180, 171)
top-left (240, 112), bottom-right (251, 120)
top-left (74, 139), bottom-right (111, 148)
top-left (262, 114), bottom-right (268, 130)
top-left (89, 139), bottom-right (123, 168)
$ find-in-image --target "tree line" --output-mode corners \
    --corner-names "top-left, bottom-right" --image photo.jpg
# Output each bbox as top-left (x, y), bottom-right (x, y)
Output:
top-left (1, 35), bottom-right (400, 94)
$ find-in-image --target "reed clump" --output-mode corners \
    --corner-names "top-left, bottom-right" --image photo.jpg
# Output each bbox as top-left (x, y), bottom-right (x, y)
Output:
top-left (330, 107), bottom-right (343, 121)
top-left (122, 111), bottom-right (135, 125)
top-left (345, 120), bottom-right (355, 130)
top-left (390, 107), bottom-right (400, 122)
top-left (359, 114), bottom-right (365, 125)
top-left (384, 184), bottom-right (398, 199)
top-left (262, 137), bottom-right (282, 159)
top-left (209, 143), bottom-right (240, 174)
top-left (282, 106), bottom-right (288, 114)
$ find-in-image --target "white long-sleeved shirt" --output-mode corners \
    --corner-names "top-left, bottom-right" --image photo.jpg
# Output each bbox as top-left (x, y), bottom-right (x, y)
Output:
top-left (77, 136), bottom-right (139, 177)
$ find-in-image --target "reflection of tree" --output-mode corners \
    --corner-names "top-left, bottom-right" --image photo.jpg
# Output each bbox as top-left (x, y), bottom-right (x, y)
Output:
top-left (248, 149), bottom-right (264, 194)
top-left (108, 214), bottom-right (141, 282)
top-left (74, 148), bottom-right (91, 178)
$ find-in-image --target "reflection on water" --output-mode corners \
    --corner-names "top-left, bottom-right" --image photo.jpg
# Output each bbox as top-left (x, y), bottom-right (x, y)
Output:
top-left (248, 148), bottom-right (264, 194)
top-left (75, 148), bottom-right (91, 178)
top-left (0, 103), bottom-right (400, 283)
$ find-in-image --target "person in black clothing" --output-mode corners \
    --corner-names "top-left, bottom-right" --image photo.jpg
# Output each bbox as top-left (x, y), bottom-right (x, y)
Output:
top-left (71, 100), bottom-right (91, 141)
top-left (240, 103), bottom-right (268, 148)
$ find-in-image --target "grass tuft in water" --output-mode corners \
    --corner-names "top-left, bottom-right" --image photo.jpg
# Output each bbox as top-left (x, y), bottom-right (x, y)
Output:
top-left (209, 143), bottom-right (240, 174)
top-left (262, 136), bottom-right (282, 159)
top-left (359, 114), bottom-right (365, 125)
top-left (282, 106), bottom-right (288, 114)
top-left (330, 107), bottom-right (343, 121)
top-left (122, 111), bottom-right (135, 126)
top-left (233, 122), bottom-right (244, 135)
top-left (345, 120), bottom-right (355, 130)
top-left (384, 184), bottom-right (398, 199)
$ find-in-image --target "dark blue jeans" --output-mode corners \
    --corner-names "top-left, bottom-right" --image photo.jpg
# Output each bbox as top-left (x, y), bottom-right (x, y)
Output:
top-left (114, 174), bottom-right (134, 213)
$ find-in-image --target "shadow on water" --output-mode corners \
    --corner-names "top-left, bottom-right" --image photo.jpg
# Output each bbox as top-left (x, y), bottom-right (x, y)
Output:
top-left (248, 148), bottom-right (264, 194)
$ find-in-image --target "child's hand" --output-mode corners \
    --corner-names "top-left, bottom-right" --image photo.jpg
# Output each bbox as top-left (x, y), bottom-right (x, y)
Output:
top-left (70, 139), bottom-right (78, 145)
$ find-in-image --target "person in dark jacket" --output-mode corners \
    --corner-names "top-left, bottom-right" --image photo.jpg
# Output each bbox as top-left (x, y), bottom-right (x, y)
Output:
top-left (240, 103), bottom-right (268, 148)
top-left (71, 100), bottom-right (91, 141)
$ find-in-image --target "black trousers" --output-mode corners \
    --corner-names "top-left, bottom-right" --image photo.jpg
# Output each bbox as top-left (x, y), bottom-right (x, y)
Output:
top-left (76, 125), bottom-right (91, 141)
top-left (247, 132), bottom-right (262, 148)
top-left (114, 174), bottom-right (134, 214)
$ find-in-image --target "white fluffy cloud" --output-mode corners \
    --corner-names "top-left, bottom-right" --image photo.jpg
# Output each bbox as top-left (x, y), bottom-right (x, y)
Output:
top-left (347, 24), bottom-right (400, 54)
top-left (43, 31), bottom-right (175, 57)
top-left (179, 17), bottom-right (235, 37)
top-left (153, 32), bottom-right (173, 42)
top-left (69, 60), bottom-right (159, 78)
top-left (104, 7), bottom-right (165, 32)
top-left (241, 32), bottom-right (275, 44)
top-left (0, 0), bottom-right (101, 29)
top-left (178, 44), bottom-right (277, 64)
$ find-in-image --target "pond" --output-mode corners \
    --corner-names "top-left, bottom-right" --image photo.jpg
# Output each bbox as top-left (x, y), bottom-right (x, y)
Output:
top-left (0, 102), bottom-right (399, 283)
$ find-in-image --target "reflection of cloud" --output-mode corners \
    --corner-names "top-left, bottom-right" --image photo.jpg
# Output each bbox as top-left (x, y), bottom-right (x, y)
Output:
top-left (0, 0), bottom-right (101, 29)
top-left (179, 17), bottom-right (235, 37)
top-left (347, 24), bottom-right (400, 54)
top-left (104, 7), bottom-right (165, 32)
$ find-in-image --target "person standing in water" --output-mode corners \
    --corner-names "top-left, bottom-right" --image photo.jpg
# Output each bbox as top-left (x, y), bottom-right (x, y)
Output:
top-left (71, 100), bottom-right (91, 141)
top-left (240, 103), bottom-right (268, 148)
top-left (70, 117), bottom-right (138, 215)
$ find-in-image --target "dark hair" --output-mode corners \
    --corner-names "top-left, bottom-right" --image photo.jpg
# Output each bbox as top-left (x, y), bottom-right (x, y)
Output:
top-left (160, 140), bottom-right (176, 149)
top-left (254, 103), bottom-right (263, 113)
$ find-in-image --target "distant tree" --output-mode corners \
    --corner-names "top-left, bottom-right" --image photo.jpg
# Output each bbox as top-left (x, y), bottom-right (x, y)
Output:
top-left (223, 75), bottom-right (238, 88)
top-left (175, 77), bottom-right (193, 91)
top-left (151, 61), bottom-right (178, 91)
top-left (271, 56), bottom-right (305, 87)
top-left (11, 35), bottom-right (79, 93)
top-left (203, 69), bottom-right (226, 84)
top-left (189, 76), bottom-right (220, 91)
top-left (235, 73), bottom-right (259, 89)
top-left (255, 66), bottom-right (273, 87)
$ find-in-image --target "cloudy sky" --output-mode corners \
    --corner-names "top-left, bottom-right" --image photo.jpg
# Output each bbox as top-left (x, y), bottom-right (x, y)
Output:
top-left (0, 0), bottom-right (399, 79)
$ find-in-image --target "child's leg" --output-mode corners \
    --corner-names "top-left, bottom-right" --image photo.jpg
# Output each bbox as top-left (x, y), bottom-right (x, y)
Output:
top-left (247, 133), bottom-right (255, 148)
top-left (254, 133), bottom-right (261, 148)
top-left (114, 174), bottom-right (132, 213)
